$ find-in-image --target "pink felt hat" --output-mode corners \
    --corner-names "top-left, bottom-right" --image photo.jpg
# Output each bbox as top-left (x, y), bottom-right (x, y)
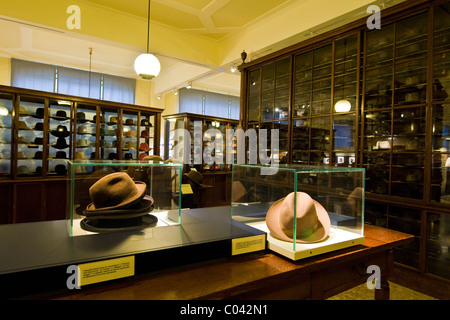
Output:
top-left (266, 192), bottom-right (331, 243)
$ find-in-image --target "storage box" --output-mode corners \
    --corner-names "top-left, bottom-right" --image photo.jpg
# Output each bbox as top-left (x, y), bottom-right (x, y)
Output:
top-left (67, 160), bottom-right (182, 237)
top-left (231, 164), bottom-right (365, 260)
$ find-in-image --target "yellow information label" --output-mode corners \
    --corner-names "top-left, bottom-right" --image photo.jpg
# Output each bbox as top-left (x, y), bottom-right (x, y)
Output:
top-left (232, 234), bottom-right (266, 256)
top-left (181, 184), bottom-right (193, 194)
top-left (78, 256), bottom-right (135, 286)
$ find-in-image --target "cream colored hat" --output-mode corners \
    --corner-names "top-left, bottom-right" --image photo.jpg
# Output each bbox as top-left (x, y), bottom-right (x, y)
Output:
top-left (266, 192), bottom-right (331, 243)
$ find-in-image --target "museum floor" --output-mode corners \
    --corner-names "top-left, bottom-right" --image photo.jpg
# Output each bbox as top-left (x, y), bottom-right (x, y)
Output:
top-left (327, 281), bottom-right (437, 300)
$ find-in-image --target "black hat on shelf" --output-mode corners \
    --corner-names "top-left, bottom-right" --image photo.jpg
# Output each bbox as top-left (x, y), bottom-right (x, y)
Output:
top-left (52, 110), bottom-right (69, 120)
top-left (76, 112), bottom-right (89, 123)
top-left (55, 164), bottom-right (67, 175)
top-left (140, 119), bottom-right (152, 127)
top-left (33, 151), bottom-right (43, 159)
top-left (32, 108), bottom-right (44, 119)
top-left (34, 122), bottom-right (44, 131)
top-left (53, 137), bottom-right (70, 149)
top-left (55, 151), bottom-right (67, 159)
top-left (51, 125), bottom-right (70, 138)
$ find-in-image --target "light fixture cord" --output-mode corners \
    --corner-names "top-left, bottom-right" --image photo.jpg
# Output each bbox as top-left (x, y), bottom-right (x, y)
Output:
top-left (147, 0), bottom-right (150, 53)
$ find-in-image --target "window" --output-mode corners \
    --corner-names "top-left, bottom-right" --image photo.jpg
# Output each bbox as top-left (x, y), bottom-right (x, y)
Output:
top-left (179, 88), bottom-right (240, 119)
top-left (11, 59), bottom-right (136, 104)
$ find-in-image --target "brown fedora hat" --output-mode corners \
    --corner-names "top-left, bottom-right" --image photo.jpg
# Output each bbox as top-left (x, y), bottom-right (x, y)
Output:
top-left (84, 172), bottom-right (148, 214)
top-left (266, 192), bottom-right (331, 243)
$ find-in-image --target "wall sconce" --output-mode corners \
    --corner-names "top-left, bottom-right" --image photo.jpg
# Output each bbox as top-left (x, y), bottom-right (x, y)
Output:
top-left (334, 100), bottom-right (351, 112)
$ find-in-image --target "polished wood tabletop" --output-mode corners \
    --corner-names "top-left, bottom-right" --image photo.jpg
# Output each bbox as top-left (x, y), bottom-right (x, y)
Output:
top-left (53, 224), bottom-right (413, 300)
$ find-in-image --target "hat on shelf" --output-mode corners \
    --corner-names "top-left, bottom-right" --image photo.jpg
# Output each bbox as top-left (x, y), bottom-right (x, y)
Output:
top-left (51, 125), bottom-right (70, 138)
top-left (142, 155), bottom-right (163, 162)
top-left (76, 138), bottom-right (88, 148)
top-left (124, 153), bottom-right (133, 160)
top-left (29, 137), bottom-right (44, 147)
top-left (32, 108), bottom-right (44, 119)
top-left (124, 141), bottom-right (135, 150)
top-left (124, 119), bottom-right (134, 125)
top-left (34, 122), bottom-right (44, 131)
top-left (266, 192), bottom-right (331, 243)
top-left (52, 110), bottom-right (69, 120)
top-left (77, 125), bottom-right (88, 134)
top-left (140, 130), bottom-right (149, 138)
top-left (17, 165), bottom-right (30, 175)
top-left (75, 151), bottom-right (85, 160)
top-left (18, 121), bottom-right (30, 130)
top-left (92, 115), bottom-right (104, 123)
top-left (17, 151), bottom-right (27, 159)
top-left (125, 130), bottom-right (135, 138)
top-left (139, 152), bottom-right (148, 160)
top-left (18, 106), bottom-right (31, 116)
top-left (17, 136), bottom-right (28, 144)
top-left (55, 164), bottom-right (67, 175)
top-left (53, 137), bottom-right (69, 149)
top-left (108, 152), bottom-right (117, 160)
top-left (107, 116), bottom-right (118, 125)
top-left (140, 119), bottom-right (152, 127)
top-left (139, 142), bottom-right (150, 152)
top-left (55, 151), bottom-right (67, 159)
top-left (33, 151), bottom-right (43, 159)
top-left (76, 112), bottom-right (88, 123)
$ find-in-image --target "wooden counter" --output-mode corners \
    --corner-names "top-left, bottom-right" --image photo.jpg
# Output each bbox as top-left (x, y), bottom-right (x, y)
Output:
top-left (53, 224), bottom-right (413, 300)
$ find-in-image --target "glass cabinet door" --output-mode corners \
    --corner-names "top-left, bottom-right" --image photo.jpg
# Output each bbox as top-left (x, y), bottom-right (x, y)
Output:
top-left (74, 103), bottom-right (97, 163)
top-left (122, 110), bottom-right (138, 160)
top-left (16, 96), bottom-right (46, 178)
top-left (139, 112), bottom-right (155, 159)
top-left (99, 108), bottom-right (119, 160)
top-left (48, 100), bottom-right (71, 177)
top-left (247, 69), bottom-right (261, 123)
top-left (0, 94), bottom-right (13, 178)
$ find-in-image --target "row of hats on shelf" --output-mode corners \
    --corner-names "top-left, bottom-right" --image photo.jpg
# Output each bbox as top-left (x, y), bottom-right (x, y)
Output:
top-left (17, 164), bottom-right (67, 176)
top-left (16, 149), bottom-right (152, 161)
top-left (77, 126), bottom-right (151, 137)
top-left (19, 107), bottom-right (153, 127)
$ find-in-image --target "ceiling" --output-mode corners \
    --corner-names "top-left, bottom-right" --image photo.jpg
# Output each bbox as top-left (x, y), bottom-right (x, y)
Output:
top-left (0, 0), bottom-right (408, 99)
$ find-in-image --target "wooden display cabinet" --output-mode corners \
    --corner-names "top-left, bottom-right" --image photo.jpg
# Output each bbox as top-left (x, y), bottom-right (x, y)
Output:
top-left (0, 85), bottom-right (162, 224)
top-left (239, 0), bottom-right (450, 281)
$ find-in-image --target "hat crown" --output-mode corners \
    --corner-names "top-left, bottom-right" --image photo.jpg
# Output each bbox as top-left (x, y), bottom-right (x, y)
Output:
top-left (279, 192), bottom-right (319, 239)
top-left (89, 172), bottom-right (140, 209)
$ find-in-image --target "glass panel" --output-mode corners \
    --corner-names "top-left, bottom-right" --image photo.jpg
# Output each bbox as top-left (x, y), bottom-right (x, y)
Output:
top-left (48, 100), bottom-right (71, 177)
top-left (364, 201), bottom-right (388, 227)
top-left (312, 79), bottom-right (331, 114)
top-left (17, 96), bottom-right (46, 178)
top-left (365, 66), bottom-right (393, 109)
top-left (75, 104), bottom-right (97, 164)
top-left (122, 111), bottom-right (139, 160)
top-left (433, 52), bottom-right (450, 101)
top-left (333, 113), bottom-right (355, 152)
top-left (392, 107), bottom-right (426, 151)
top-left (363, 152), bottom-right (390, 195)
top-left (261, 91), bottom-right (274, 121)
top-left (431, 153), bottom-right (450, 203)
top-left (313, 45), bottom-right (332, 80)
top-left (391, 153), bottom-right (424, 199)
top-left (273, 121), bottom-right (288, 164)
top-left (333, 73), bottom-right (357, 112)
top-left (139, 112), bottom-right (155, 158)
top-left (395, 13), bottom-right (428, 61)
top-left (434, 2), bottom-right (450, 52)
top-left (394, 58), bottom-right (427, 105)
top-left (0, 94), bottom-right (13, 179)
top-left (427, 213), bottom-right (450, 279)
top-left (388, 206), bottom-right (421, 268)
top-left (295, 52), bottom-right (312, 85)
top-left (99, 108), bottom-right (119, 160)
top-left (248, 70), bottom-right (260, 122)
top-left (310, 117), bottom-right (330, 151)
top-left (364, 110), bottom-right (391, 151)
top-left (275, 87), bottom-right (289, 120)
top-left (365, 24), bottom-right (394, 68)
top-left (433, 103), bottom-right (450, 152)
top-left (262, 63), bottom-right (275, 91)
top-left (334, 34), bottom-right (358, 76)
top-left (293, 84), bottom-right (310, 117)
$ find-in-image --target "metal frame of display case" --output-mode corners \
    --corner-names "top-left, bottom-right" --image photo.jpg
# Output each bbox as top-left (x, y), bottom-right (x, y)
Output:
top-left (0, 85), bottom-right (162, 224)
top-left (238, 0), bottom-right (450, 282)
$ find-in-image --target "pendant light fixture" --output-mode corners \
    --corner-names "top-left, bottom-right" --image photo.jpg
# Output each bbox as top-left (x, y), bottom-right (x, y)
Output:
top-left (134, 0), bottom-right (160, 80)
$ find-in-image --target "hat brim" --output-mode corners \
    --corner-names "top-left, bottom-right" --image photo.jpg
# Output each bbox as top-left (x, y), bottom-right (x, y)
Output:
top-left (51, 131), bottom-right (70, 138)
top-left (266, 196), bottom-right (331, 244)
top-left (80, 213), bottom-right (158, 233)
top-left (84, 182), bottom-right (148, 213)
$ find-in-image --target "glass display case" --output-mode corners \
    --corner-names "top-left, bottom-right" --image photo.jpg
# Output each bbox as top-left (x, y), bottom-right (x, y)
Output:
top-left (231, 164), bottom-right (365, 260)
top-left (0, 94), bottom-right (13, 179)
top-left (67, 160), bottom-right (182, 237)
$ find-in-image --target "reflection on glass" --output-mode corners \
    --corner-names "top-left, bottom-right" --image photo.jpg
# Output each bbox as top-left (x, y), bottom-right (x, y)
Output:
top-left (426, 213), bottom-right (450, 279)
top-left (333, 114), bottom-right (355, 152)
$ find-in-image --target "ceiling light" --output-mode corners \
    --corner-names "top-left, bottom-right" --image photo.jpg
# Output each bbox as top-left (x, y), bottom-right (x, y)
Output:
top-left (230, 66), bottom-right (237, 73)
top-left (134, 0), bottom-right (160, 80)
top-left (174, 90), bottom-right (178, 95)
top-left (334, 100), bottom-right (351, 113)
top-left (186, 82), bottom-right (192, 89)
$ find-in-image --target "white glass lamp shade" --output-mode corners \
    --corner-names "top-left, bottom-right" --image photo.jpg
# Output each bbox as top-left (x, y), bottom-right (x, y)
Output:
top-left (134, 53), bottom-right (161, 80)
top-left (334, 99), bottom-right (352, 113)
